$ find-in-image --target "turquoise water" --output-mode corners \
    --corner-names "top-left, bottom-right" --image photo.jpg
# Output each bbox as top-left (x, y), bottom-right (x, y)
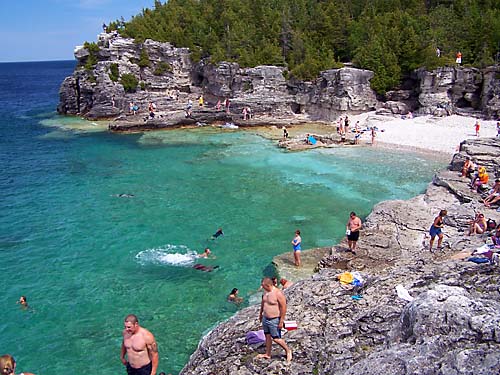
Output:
top-left (0, 61), bottom-right (446, 374)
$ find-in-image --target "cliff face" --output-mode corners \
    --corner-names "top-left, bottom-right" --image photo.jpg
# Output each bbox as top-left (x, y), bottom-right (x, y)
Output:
top-left (57, 33), bottom-right (500, 123)
top-left (180, 138), bottom-right (500, 375)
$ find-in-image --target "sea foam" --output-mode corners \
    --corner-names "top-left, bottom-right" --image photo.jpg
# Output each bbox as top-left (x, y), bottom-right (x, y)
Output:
top-left (135, 244), bottom-right (197, 266)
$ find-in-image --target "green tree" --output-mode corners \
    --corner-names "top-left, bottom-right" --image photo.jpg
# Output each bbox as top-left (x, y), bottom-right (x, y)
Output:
top-left (121, 73), bottom-right (139, 92)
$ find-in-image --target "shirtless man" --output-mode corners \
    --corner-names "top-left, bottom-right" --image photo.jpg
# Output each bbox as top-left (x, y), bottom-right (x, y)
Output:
top-left (346, 211), bottom-right (362, 254)
top-left (256, 277), bottom-right (292, 362)
top-left (121, 314), bottom-right (159, 375)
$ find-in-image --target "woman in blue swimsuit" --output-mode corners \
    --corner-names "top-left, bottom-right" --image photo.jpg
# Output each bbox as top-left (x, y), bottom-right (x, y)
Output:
top-left (291, 229), bottom-right (302, 267)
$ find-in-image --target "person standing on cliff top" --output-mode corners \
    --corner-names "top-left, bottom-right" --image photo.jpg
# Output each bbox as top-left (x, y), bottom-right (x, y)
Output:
top-left (291, 229), bottom-right (302, 266)
top-left (346, 212), bottom-right (362, 255)
top-left (256, 277), bottom-right (292, 362)
top-left (120, 314), bottom-right (159, 375)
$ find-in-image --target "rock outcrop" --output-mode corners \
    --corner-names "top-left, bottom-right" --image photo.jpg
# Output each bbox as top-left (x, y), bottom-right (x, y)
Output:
top-left (179, 137), bottom-right (500, 375)
top-left (57, 33), bottom-right (500, 128)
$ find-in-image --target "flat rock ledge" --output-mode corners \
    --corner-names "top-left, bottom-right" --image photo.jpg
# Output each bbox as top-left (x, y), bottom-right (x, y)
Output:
top-left (108, 109), bottom-right (314, 132)
top-left (180, 137), bottom-right (500, 375)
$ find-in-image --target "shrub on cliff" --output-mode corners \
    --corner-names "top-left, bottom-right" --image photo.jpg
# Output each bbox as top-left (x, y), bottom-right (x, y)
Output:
top-left (108, 63), bottom-right (120, 82)
top-left (83, 42), bottom-right (99, 71)
top-left (120, 73), bottom-right (139, 92)
top-left (153, 61), bottom-right (173, 76)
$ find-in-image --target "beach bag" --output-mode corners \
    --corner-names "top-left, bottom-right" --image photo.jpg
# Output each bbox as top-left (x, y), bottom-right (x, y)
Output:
top-left (246, 330), bottom-right (265, 345)
top-left (487, 218), bottom-right (497, 230)
top-left (283, 320), bottom-right (298, 331)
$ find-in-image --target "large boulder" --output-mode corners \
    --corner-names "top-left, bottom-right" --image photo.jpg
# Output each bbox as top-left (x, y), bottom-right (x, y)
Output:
top-left (305, 68), bottom-right (379, 121)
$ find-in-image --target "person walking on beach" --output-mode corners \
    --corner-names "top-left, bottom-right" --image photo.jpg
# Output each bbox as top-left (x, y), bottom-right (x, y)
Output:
top-left (474, 120), bottom-right (480, 137)
top-left (371, 127), bottom-right (376, 145)
top-left (120, 314), bottom-right (159, 375)
top-left (256, 277), bottom-right (292, 362)
top-left (291, 230), bottom-right (302, 267)
top-left (0, 355), bottom-right (35, 375)
top-left (346, 212), bottom-right (362, 254)
top-left (429, 209), bottom-right (447, 252)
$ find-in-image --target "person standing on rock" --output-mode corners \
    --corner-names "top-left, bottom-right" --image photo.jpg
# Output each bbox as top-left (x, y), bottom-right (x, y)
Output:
top-left (346, 212), bottom-right (362, 254)
top-left (224, 98), bottom-right (230, 113)
top-left (256, 277), bottom-right (292, 362)
top-left (429, 209), bottom-right (447, 251)
top-left (291, 229), bottom-right (302, 266)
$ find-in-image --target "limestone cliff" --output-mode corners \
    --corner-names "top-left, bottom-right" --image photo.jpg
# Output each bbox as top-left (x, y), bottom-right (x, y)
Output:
top-left (179, 137), bottom-right (500, 375)
top-left (57, 33), bottom-right (500, 126)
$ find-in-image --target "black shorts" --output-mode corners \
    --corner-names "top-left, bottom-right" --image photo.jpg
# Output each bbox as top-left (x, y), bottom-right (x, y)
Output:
top-left (347, 231), bottom-right (360, 241)
top-left (126, 362), bottom-right (152, 375)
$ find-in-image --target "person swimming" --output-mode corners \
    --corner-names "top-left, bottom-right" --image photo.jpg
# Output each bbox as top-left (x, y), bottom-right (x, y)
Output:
top-left (197, 248), bottom-right (214, 258)
top-left (17, 296), bottom-right (28, 310)
top-left (212, 228), bottom-right (224, 239)
top-left (227, 288), bottom-right (243, 304)
top-left (193, 264), bottom-right (219, 272)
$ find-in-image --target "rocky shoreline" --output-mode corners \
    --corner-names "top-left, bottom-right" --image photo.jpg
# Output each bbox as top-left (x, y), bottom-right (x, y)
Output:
top-left (58, 33), bottom-right (500, 129)
top-left (179, 137), bottom-right (500, 375)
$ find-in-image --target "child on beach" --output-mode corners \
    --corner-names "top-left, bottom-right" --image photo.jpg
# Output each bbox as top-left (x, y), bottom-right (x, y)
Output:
top-left (474, 120), bottom-right (480, 136)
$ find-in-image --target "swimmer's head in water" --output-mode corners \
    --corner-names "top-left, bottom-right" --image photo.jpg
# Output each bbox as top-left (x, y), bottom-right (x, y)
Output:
top-left (19, 296), bottom-right (27, 305)
top-left (204, 248), bottom-right (211, 254)
top-left (230, 288), bottom-right (238, 295)
top-left (0, 355), bottom-right (15, 375)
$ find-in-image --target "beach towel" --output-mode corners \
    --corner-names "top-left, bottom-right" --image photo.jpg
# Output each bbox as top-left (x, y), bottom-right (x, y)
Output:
top-left (246, 330), bottom-right (265, 345)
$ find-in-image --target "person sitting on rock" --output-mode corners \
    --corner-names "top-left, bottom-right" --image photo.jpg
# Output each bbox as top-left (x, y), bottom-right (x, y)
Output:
top-left (461, 156), bottom-right (475, 178)
top-left (483, 179), bottom-right (500, 207)
top-left (471, 166), bottom-right (489, 192)
top-left (468, 213), bottom-right (487, 235)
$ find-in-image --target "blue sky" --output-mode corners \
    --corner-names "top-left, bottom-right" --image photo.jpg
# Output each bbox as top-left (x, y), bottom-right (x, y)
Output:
top-left (0, 0), bottom-right (156, 62)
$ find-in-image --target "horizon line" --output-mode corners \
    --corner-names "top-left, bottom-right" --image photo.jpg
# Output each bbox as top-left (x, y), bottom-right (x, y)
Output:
top-left (0, 58), bottom-right (76, 64)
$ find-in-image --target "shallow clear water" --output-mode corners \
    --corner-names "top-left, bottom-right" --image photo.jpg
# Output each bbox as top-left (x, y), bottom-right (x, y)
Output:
top-left (0, 61), bottom-right (446, 374)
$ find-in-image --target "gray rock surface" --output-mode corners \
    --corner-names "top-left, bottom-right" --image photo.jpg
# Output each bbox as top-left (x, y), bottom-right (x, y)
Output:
top-left (180, 138), bottom-right (500, 375)
top-left (58, 33), bottom-right (500, 127)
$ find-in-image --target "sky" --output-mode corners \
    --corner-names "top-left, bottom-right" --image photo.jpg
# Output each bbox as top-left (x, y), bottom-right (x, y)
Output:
top-left (0, 0), bottom-right (156, 62)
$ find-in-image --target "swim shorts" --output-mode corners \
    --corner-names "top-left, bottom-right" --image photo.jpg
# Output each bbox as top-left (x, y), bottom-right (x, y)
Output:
top-left (429, 225), bottom-right (442, 238)
top-left (347, 231), bottom-right (359, 241)
top-left (126, 362), bottom-right (152, 375)
top-left (262, 316), bottom-right (281, 339)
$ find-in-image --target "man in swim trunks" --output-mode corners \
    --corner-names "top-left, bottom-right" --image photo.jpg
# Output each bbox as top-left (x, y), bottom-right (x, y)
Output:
top-left (256, 277), bottom-right (292, 362)
top-left (346, 212), bottom-right (362, 254)
top-left (121, 314), bottom-right (158, 375)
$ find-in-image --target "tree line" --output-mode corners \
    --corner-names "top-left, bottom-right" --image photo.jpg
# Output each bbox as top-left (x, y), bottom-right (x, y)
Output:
top-left (106, 0), bottom-right (500, 94)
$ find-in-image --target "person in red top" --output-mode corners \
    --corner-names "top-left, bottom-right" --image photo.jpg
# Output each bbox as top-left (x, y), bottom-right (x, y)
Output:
top-left (474, 120), bottom-right (480, 136)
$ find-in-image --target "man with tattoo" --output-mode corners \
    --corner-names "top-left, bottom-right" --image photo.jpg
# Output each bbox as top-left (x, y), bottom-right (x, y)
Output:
top-left (256, 277), bottom-right (292, 362)
top-left (121, 314), bottom-right (159, 375)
